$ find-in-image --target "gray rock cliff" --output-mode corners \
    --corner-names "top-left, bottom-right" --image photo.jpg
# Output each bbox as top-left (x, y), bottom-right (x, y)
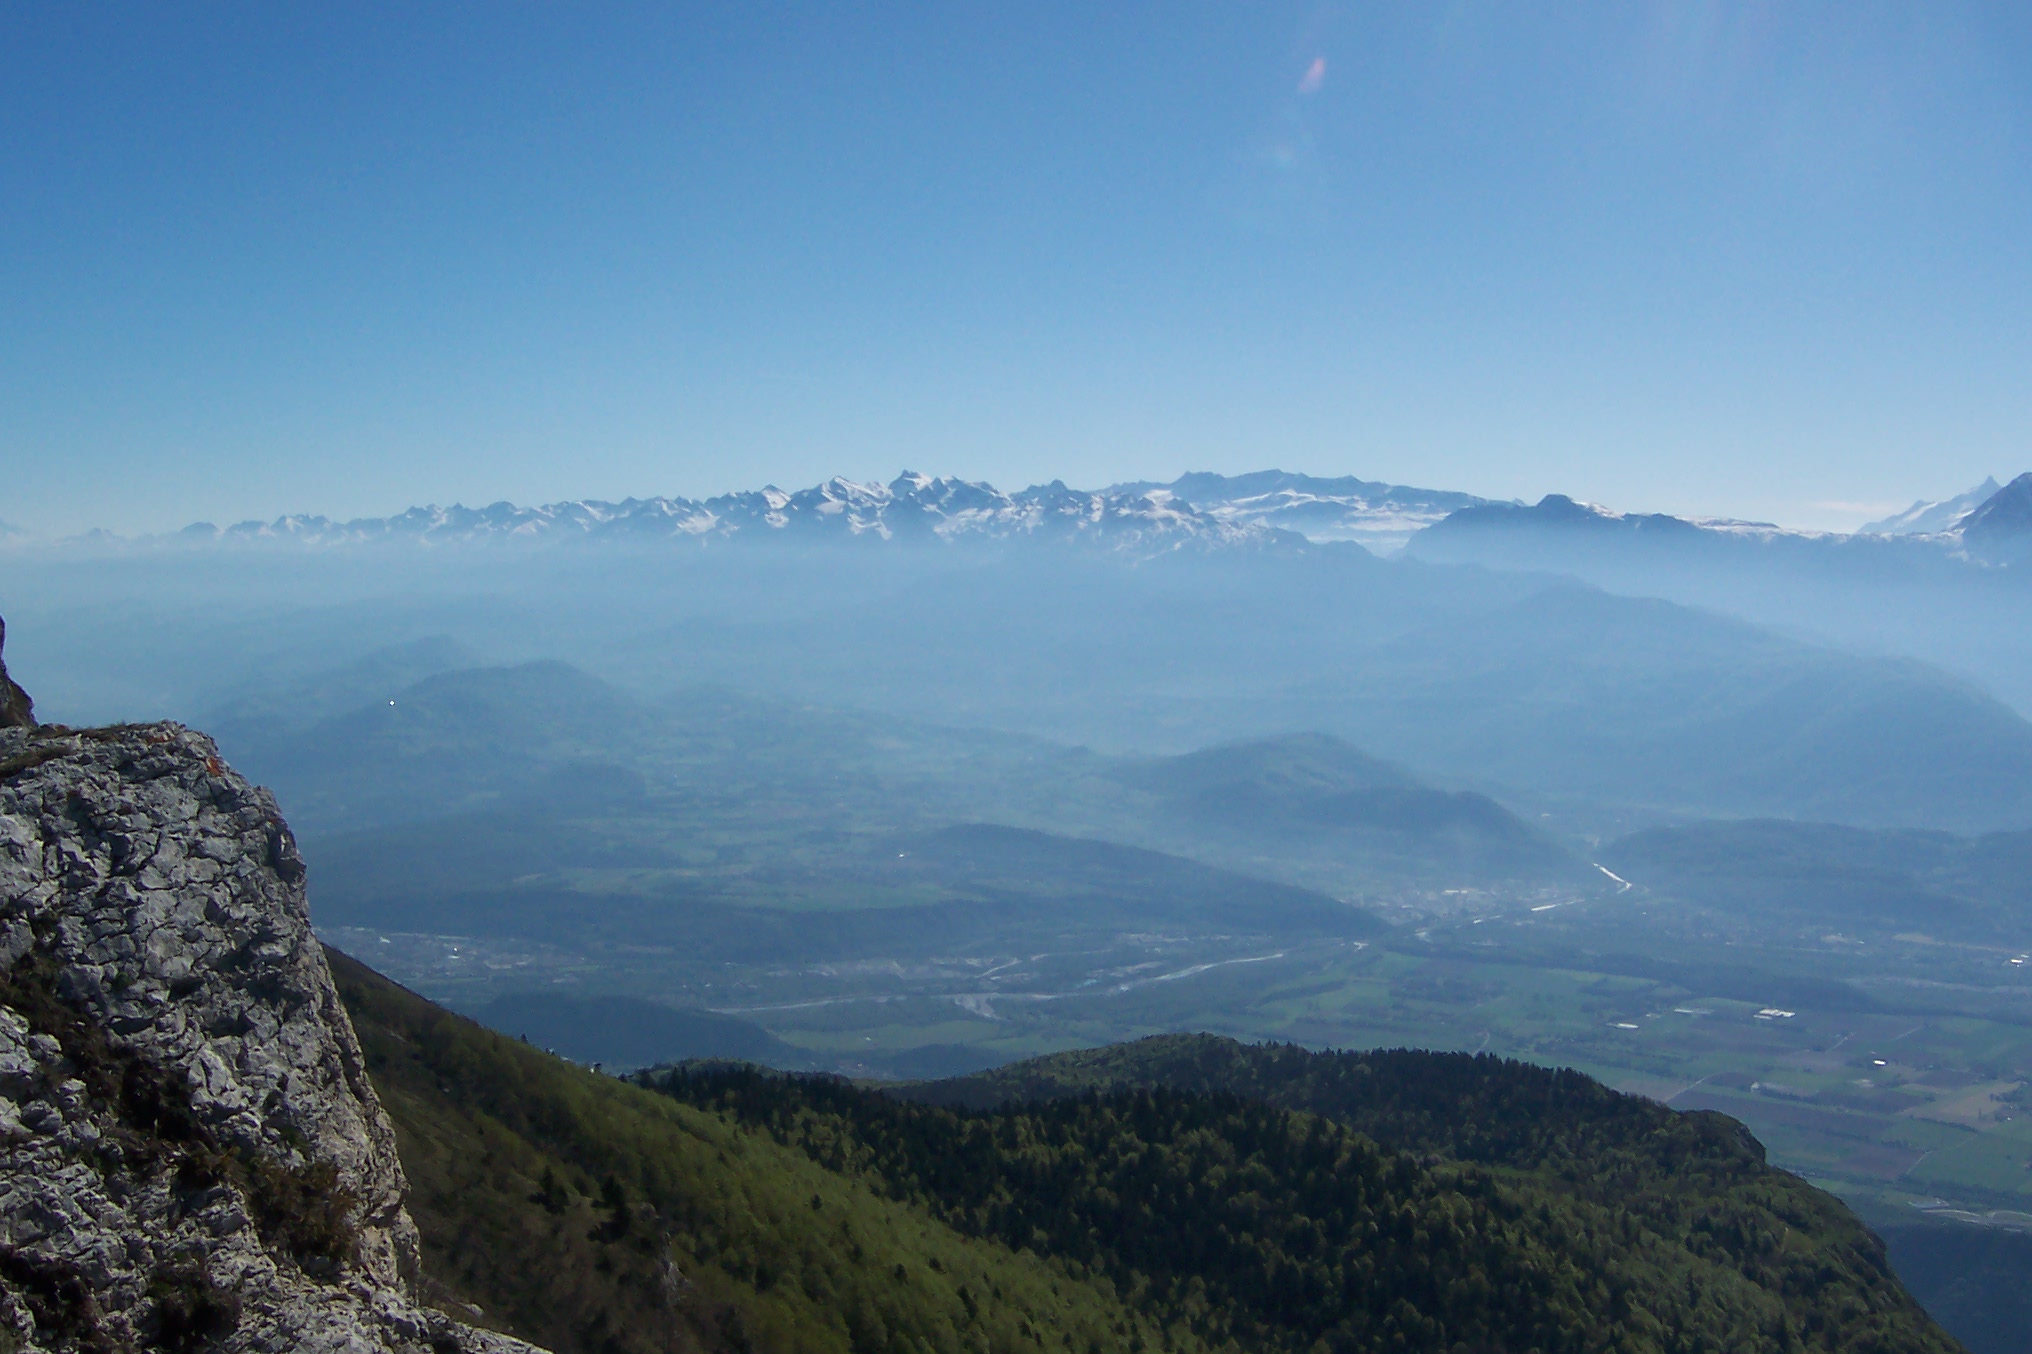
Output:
top-left (0, 720), bottom-right (544, 1352)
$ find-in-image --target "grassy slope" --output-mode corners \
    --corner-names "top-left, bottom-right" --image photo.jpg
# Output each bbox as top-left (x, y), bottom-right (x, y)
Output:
top-left (328, 946), bottom-right (1197, 1354)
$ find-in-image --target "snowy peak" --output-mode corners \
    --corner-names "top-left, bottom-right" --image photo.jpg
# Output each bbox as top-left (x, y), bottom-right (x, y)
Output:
top-left (1108, 469), bottom-right (1489, 555)
top-left (1860, 478), bottom-right (2002, 536)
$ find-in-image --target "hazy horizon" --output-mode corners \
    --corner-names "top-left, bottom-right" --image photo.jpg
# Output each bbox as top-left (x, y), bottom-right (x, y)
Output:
top-left (1, 463), bottom-right (2017, 544)
top-left (8, 3), bottom-right (2031, 535)
top-left (10, 10), bottom-right (2032, 1350)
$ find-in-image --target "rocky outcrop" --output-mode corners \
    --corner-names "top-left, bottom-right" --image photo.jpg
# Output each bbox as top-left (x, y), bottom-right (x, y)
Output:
top-left (0, 621), bottom-right (32, 730)
top-left (0, 720), bottom-right (543, 1352)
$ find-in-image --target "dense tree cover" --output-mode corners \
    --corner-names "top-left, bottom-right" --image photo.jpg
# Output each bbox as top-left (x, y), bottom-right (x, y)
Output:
top-left (329, 947), bottom-right (1199, 1354)
top-left (908, 1035), bottom-right (1695, 1171)
top-left (647, 1047), bottom-right (1960, 1354)
top-left (906, 1034), bottom-right (1935, 1311)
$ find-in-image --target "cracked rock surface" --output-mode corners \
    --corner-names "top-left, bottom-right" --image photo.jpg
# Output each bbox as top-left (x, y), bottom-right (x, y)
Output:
top-left (0, 721), bottom-right (545, 1352)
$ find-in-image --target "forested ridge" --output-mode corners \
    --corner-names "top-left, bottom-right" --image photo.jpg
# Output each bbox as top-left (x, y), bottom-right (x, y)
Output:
top-left (906, 1035), bottom-right (1703, 1169)
top-left (644, 1040), bottom-right (1959, 1354)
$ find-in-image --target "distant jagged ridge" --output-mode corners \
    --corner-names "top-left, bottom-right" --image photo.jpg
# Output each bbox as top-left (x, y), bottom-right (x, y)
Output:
top-left (174, 472), bottom-right (1302, 553)
top-left (1410, 471), bottom-right (2032, 567)
top-left (1861, 477), bottom-right (2002, 536)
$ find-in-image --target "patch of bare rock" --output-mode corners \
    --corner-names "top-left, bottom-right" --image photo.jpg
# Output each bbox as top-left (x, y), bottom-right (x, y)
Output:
top-left (0, 718), bottom-right (544, 1352)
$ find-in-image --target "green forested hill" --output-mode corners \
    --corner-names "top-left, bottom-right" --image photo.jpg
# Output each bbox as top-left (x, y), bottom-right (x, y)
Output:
top-left (903, 1036), bottom-right (1963, 1352)
top-left (332, 951), bottom-right (1958, 1354)
top-left (651, 1055), bottom-right (1957, 1354)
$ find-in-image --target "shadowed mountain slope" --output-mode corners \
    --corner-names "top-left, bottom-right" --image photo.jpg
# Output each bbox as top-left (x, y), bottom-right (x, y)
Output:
top-left (1318, 583), bottom-right (2032, 832)
top-left (1400, 483), bottom-right (2032, 719)
top-left (1877, 1225), bottom-right (2032, 1354)
top-left (1601, 818), bottom-right (2032, 940)
top-left (1960, 472), bottom-right (2032, 562)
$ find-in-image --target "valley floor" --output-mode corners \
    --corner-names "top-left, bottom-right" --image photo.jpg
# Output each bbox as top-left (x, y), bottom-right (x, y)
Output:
top-left (324, 891), bottom-right (2032, 1232)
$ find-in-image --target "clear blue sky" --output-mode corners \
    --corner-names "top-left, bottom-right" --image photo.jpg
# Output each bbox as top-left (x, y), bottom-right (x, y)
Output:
top-left (5, 2), bottom-right (2029, 534)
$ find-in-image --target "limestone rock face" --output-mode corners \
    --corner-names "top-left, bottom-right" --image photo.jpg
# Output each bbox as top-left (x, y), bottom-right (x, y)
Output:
top-left (0, 721), bottom-right (544, 1353)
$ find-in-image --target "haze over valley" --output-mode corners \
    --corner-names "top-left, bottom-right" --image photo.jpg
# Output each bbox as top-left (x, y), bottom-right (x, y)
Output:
top-left (9, 6), bottom-right (2032, 1350)
top-left (10, 466), bottom-right (2032, 1314)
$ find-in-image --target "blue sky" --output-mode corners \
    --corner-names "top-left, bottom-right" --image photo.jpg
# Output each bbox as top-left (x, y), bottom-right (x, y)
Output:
top-left (4, 2), bottom-right (2029, 534)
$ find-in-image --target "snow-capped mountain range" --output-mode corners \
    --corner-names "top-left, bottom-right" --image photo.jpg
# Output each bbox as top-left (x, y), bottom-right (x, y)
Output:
top-left (14, 468), bottom-right (2029, 562)
top-left (149, 470), bottom-right (1488, 555)
top-left (176, 473), bottom-right (1273, 552)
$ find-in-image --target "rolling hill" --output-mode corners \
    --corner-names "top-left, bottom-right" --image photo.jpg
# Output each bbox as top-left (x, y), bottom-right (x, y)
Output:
top-left (22, 505), bottom-right (2032, 835)
top-left (1104, 733), bottom-right (1595, 889)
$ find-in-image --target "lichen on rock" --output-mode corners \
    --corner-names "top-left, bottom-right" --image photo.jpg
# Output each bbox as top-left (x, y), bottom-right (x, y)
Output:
top-left (0, 719), bottom-right (543, 1352)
